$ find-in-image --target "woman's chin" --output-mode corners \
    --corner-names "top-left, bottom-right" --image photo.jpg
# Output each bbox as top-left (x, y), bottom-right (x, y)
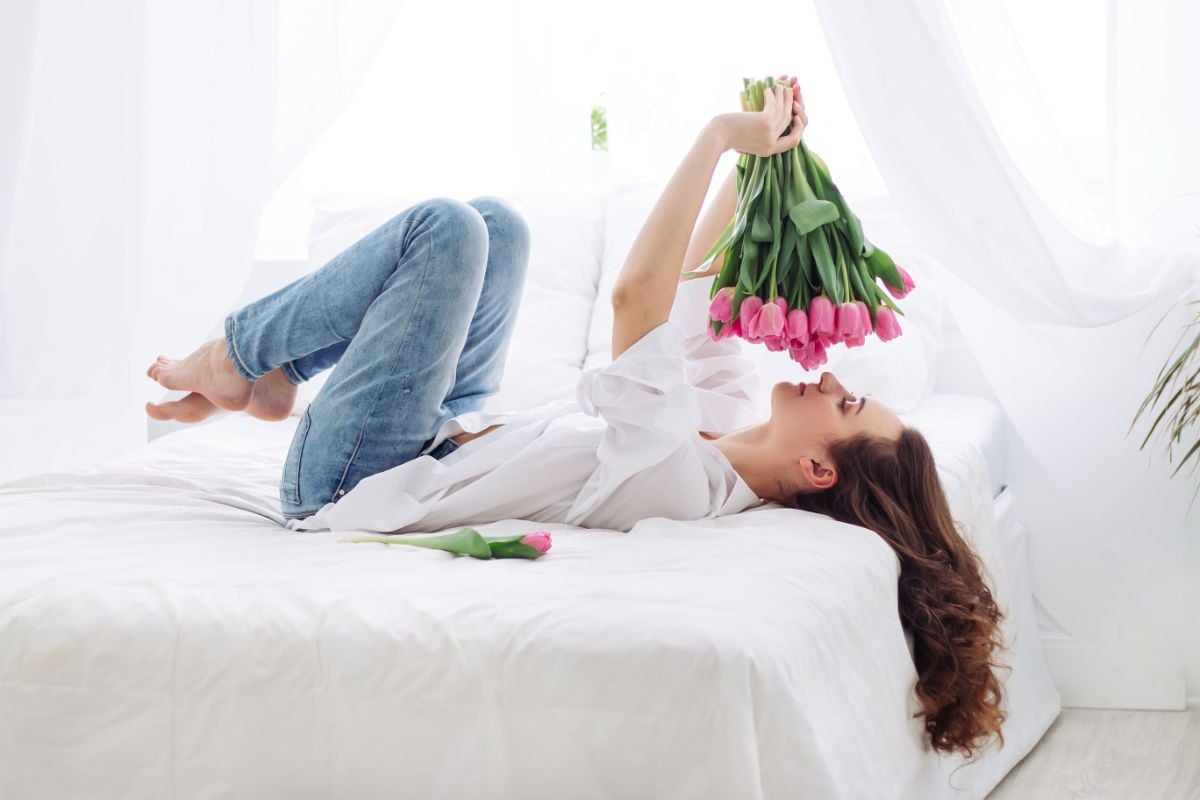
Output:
top-left (772, 380), bottom-right (801, 398)
top-left (769, 380), bottom-right (797, 416)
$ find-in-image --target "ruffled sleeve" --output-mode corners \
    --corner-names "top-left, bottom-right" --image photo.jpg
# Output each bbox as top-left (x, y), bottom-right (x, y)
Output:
top-left (575, 321), bottom-right (703, 479)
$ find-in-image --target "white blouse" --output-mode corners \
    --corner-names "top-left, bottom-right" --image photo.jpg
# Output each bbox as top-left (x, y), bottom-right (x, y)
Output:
top-left (286, 275), bottom-right (766, 534)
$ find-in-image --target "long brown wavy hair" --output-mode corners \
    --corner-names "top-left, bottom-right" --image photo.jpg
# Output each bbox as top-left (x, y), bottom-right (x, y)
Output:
top-left (782, 427), bottom-right (1010, 761)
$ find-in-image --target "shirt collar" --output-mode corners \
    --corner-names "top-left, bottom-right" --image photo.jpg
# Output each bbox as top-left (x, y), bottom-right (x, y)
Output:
top-left (719, 472), bottom-right (766, 515)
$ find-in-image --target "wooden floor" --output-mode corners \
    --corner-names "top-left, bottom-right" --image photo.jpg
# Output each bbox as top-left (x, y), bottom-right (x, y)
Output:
top-left (987, 705), bottom-right (1200, 799)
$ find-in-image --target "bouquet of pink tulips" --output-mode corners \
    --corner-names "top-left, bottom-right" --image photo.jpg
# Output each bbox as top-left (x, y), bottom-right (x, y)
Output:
top-left (697, 75), bottom-right (916, 370)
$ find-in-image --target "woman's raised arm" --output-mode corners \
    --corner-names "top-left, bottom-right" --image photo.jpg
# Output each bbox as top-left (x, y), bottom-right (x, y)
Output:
top-left (609, 121), bottom-right (729, 361)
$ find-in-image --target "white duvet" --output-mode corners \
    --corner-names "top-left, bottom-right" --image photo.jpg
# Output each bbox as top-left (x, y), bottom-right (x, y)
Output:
top-left (0, 413), bottom-right (1012, 799)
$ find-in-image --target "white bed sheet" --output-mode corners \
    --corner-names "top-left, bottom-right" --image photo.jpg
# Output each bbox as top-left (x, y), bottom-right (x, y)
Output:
top-left (0, 406), bottom-right (1052, 799)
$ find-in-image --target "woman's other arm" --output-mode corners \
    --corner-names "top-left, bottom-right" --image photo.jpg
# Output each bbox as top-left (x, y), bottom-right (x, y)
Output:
top-left (680, 164), bottom-right (738, 280)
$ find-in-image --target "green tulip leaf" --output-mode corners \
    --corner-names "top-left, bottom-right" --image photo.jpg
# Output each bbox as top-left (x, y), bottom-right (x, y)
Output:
top-left (750, 202), bottom-right (774, 243)
top-left (788, 200), bottom-right (840, 236)
top-left (866, 247), bottom-right (905, 293)
top-left (809, 234), bottom-right (841, 301)
top-left (486, 539), bottom-right (547, 559)
top-left (340, 526), bottom-right (494, 559)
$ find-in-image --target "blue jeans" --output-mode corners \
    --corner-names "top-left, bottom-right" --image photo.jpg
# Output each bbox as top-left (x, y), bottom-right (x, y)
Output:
top-left (223, 196), bottom-right (531, 520)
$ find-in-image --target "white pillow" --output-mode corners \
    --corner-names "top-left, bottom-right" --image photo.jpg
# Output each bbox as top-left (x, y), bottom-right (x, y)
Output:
top-left (293, 187), bottom-right (606, 416)
top-left (585, 183), bottom-right (943, 416)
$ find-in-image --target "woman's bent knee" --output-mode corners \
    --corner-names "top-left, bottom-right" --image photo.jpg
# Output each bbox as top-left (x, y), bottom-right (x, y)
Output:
top-left (468, 195), bottom-right (531, 249)
top-left (417, 197), bottom-right (488, 240)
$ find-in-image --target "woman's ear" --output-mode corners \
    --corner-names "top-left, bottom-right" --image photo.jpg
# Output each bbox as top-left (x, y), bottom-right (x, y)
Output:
top-left (799, 455), bottom-right (837, 491)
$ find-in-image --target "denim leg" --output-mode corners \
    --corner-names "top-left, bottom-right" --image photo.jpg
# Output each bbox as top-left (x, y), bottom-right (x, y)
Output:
top-left (280, 196), bottom-right (531, 408)
top-left (222, 201), bottom-right (470, 382)
top-left (239, 197), bottom-right (491, 518)
top-left (434, 196), bottom-right (532, 426)
top-left (281, 342), bottom-right (344, 385)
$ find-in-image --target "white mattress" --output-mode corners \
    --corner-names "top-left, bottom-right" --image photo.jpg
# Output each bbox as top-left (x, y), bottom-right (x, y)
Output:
top-left (0, 397), bottom-right (1056, 799)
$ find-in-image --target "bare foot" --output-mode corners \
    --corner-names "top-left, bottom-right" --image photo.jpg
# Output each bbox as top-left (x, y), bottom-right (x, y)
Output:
top-left (147, 340), bottom-right (253, 411)
top-left (146, 367), bottom-right (298, 423)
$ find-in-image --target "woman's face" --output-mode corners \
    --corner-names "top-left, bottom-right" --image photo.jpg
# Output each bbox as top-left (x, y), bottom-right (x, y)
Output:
top-left (768, 371), bottom-right (904, 453)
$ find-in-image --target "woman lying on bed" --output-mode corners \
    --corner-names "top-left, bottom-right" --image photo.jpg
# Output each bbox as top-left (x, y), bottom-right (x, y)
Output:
top-left (145, 80), bottom-right (1006, 762)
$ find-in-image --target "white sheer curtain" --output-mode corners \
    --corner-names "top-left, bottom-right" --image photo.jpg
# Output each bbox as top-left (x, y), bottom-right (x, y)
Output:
top-left (254, 0), bottom-right (610, 261)
top-left (810, 0), bottom-right (1200, 706)
top-left (0, 0), bottom-right (397, 481)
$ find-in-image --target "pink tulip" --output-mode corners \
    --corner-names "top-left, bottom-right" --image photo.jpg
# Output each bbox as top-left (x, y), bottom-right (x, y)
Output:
top-left (520, 532), bottom-right (553, 554)
top-left (840, 302), bottom-right (868, 348)
top-left (835, 302), bottom-right (861, 340)
top-left (886, 265), bottom-right (916, 299)
top-left (793, 339), bottom-right (827, 370)
top-left (763, 334), bottom-right (787, 351)
top-left (756, 299), bottom-right (786, 337)
top-left (785, 308), bottom-right (809, 345)
top-left (807, 295), bottom-right (835, 342)
top-left (707, 318), bottom-right (735, 342)
top-left (809, 338), bottom-right (828, 366)
top-left (708, 286), bottom-right (734, 323)
top-left (856, 301), bottom-right (873, 336)
top-left (738, 295), bottom-right (765, 341)
top-left (875, 306), bottom-right (903, 341)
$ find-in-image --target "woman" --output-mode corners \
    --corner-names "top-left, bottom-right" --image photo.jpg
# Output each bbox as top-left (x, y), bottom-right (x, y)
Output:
top-left (146, 81), bottom-right (1007, 761)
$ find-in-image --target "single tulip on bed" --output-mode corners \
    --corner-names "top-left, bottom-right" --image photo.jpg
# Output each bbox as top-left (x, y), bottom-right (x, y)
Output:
top-left (687, 75), bottom-right (918, 371)
top-left (339, 527), bottom-right (553, 559)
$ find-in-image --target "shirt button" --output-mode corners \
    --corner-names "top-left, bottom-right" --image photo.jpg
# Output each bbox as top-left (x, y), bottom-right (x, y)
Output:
top-left (338, 490), bottom-right (346, 496)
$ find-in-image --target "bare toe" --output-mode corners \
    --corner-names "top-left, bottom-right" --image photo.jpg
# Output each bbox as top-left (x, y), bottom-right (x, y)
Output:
top-left (145, 392), bottom-right (221, 424)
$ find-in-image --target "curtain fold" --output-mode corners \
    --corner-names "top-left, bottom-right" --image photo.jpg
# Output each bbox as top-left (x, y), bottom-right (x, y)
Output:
top-left (810, 0), bottom-right (1199, 705)
top-left (0, 0), bottom-right (397, 479)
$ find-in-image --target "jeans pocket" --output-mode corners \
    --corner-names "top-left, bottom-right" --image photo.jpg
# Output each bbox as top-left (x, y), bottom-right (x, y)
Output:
top-left (281, 407), bottom-right (313, 507)
top-left (428, 436), bottom-right (461, 460)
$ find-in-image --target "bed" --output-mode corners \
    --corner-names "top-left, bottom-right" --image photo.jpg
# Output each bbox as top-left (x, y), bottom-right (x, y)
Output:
top-left (0, 395), bottom-right (1059, 799)
top-left (0, 185), bottom-right (1061, 798)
